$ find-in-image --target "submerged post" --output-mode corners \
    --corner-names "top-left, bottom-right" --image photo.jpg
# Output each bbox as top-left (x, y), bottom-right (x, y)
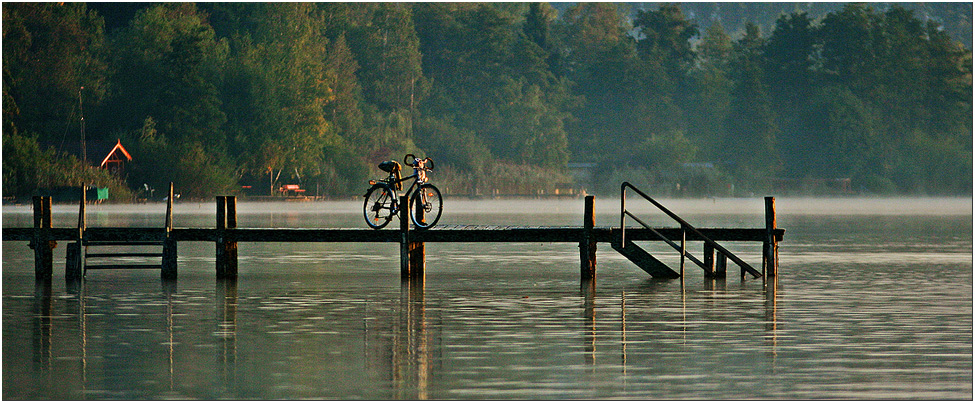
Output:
top-left (31, 196), bottom-right (54, 280)
top-left (161, 183), bottom-right (177, 279)
top-left (763, 196), bottom-right (778, 278)
top-left (580, 195), bottom-right (596, 281)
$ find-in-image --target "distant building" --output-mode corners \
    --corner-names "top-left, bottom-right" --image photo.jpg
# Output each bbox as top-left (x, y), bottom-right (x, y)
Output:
top-left (97, 139), bottom-right (132, 173)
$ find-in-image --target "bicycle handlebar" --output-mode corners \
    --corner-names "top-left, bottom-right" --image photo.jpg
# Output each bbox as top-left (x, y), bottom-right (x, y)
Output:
top-left (404, 154), bottom-right (434, 171)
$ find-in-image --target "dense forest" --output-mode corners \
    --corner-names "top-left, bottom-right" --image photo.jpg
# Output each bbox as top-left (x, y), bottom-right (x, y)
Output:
top-left (3, 2), bottom-right (971, 200)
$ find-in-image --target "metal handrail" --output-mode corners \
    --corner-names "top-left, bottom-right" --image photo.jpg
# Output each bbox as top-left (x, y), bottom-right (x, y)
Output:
top-left (620, 182), bottom-right (761, 278)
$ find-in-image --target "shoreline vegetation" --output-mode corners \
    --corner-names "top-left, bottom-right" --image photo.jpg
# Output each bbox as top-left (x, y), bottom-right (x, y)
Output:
top-left (3, 3), bottom-right (971, 202)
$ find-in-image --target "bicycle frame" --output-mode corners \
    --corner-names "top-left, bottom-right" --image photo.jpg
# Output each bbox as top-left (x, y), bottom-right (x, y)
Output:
top-left (364, 155), bottom-right (441, 229)
top-left (376, 171), bottom-right (423, 200)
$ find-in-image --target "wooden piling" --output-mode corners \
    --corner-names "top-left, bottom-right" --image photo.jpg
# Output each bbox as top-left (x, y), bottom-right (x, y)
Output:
top-left (165, 182), bottom-right (174, 232)
top-left (714, 251), bottom-right (728, 278)
top-left (409, 196), bottom-right (425, 276)
top-left (161, 183), bottom-right (177, 279)
top-left (679, 227), bottom-right (686, 278)
top-left (78, 186), bottom-right (86, 238)
top-left (216, 196), bottom-right (226, 277)
top-left (703, 243), bottom-right (715, 277)
top-left (763, 196), bottom-right (778, 278)
top-left (400, 196), bottom-right (412, 280)
top-left (216, 196), bottom-right (238, 279)
top-left (31, 196), bottom-right (54, 280)
top-left (66, 187), bottom-right (86, 280)
top-left (226, 196), bottom-right (238, 276)
top-left (579, 195), bottom-right (596, 281)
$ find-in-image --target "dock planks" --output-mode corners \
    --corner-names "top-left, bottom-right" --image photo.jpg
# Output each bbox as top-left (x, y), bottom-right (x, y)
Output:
top-left (2, 226), bottom-right (784, 243)
top-left (5, 192), bottom-right (784, 282)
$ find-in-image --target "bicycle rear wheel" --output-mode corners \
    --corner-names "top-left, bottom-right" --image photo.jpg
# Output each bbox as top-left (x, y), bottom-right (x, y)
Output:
top-left (363, 184), bottom-right (397, 229)
top-left (409, 184), bottom-right (442, 229)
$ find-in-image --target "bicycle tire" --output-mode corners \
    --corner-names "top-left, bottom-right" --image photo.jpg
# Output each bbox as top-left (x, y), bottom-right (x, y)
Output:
top-left (409, 183), bottom-right (443, 229)
top-left (363, 184), bottom-right (397, 229)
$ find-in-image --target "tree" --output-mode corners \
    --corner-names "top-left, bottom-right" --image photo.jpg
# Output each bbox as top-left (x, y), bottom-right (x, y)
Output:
top-left (350, 3), bottom-right (425, 113)
top-left (633, 3), bottom-right (698, 81)
top-left (686, 23), bottom-right (733, 158)
top-left (765, 12), bottom-right (817, 110)
top-left (3, 3), bottom-right (108, 152)
top-left (558, 2), bottom-right (630, 77)
top-left (414, 3), bottom-right (573, 170)
top-left (106, 3), bottom-right (227, 145)
top-left (218, 3), bottom-right (351, 193)
top-left (723, 23), bottom-right (780, 176)
top-left (324, 33), bottom-right (364, 140)
top-left (105, 3), bottom-right (234, 195)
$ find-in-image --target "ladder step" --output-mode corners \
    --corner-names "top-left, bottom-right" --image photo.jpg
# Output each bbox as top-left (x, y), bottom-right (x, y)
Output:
top-left (84, 264), bottom-right (162, 270)
top-left (86, 253), bottom-right (164, 258)
top-left (84, 241), bottom-right (164, 246)
top-left (611, 240), bottom-right (681, 279)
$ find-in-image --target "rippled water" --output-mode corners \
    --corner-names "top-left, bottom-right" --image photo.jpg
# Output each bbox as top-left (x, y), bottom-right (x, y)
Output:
top-left (3, 198), bottom-right (972, 399)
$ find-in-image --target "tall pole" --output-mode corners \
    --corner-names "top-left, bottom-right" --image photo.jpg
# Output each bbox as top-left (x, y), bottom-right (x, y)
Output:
top-left (80, 87), bottom-right (86, 164)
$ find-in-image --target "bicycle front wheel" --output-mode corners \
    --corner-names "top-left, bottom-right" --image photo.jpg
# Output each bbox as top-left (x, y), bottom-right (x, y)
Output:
top-left (409, 184), bottom-right (443, 229)
top-left (363, 184), bottom-right (397, 229)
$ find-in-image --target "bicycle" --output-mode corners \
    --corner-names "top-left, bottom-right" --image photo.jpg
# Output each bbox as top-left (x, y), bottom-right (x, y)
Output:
top-left (363, 154), bottom-right (443, 230)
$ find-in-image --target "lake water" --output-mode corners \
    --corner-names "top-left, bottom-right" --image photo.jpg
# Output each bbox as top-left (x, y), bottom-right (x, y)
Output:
top-left (3, 197), bottom-right (972, 399)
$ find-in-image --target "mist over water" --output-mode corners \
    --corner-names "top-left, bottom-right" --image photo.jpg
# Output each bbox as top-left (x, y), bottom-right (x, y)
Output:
top-left (3, 197), bottom-right (972, 399)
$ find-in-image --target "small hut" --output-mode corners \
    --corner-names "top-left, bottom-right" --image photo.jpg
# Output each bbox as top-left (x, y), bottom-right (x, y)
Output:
top-left (98, 139), bottom-right (133, 173)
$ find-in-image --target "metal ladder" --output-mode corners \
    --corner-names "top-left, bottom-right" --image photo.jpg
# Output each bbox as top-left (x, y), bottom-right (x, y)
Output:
top-left (614, 182), bottom-right (762, 279)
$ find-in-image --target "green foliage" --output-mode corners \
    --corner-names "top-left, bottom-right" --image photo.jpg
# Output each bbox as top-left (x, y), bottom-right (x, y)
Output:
top-left (121, 117), bottom-right (236, 198)
top-left (3, 131), bottom-right (132, 200)
top-left (3, 3), bottom-right (971, 199)
top-left (2, 3), bottom-right (108, 147)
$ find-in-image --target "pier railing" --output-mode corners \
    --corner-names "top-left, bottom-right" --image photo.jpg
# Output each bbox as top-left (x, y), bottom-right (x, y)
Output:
top-left (619, 182), bottom-right (763, 278)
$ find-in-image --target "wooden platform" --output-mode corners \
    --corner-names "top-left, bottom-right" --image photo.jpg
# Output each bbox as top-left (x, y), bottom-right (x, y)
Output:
top-left (3, 226), bottom-right (783, 243)
top-left (6, 189), bottom-right (784, 283)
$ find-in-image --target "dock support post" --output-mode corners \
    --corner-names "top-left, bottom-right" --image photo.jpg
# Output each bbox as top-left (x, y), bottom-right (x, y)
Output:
top-left (31, 196), bottom-right (54, 280)
top-left (162, 183), bottom-right (177, 280)
top-left (66, 187), bottom-right (86, 281)
top-left (409, 196), bottom-right (425, 276)
top-left (400, 196), bottom-right (425, 280)
top-left (400, 196), bottom-right (412, 280)
top-left (679, 227), bottom-right (686, 278)
top-left (227, 196), bottom-right (238, 276)
top-left (714, 251), bottom-right (728, 278)
top-left (216, 196), bottom-right (238, 279)
top-left (763, 196), bottom-right (778, 278)
top-left (579, 195), bottom-right (596, 282)
top-left (703, 243), bottom-right (715, 277)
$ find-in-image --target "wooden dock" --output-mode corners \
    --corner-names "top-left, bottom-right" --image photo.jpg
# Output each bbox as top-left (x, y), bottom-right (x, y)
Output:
top-left (4, 183), bottom-right (784, 283)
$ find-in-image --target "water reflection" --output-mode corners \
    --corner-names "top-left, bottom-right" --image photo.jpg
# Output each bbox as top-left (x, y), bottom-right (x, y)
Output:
top-left (164, 280), bottom-right (176, 391)
top-left (216, 279), bottom-right (238, 389)
top-left (394, 276), bottom-right (429, 399)
top-left (581, 279), bottom-right (596, 368)
top-left (11, 238), bottom-right (968, 400)
top-left (765, 276), bottom-right (779, 360)
top-left (23, 263), bottom-right (786, 400)
top-left (32, 280), bottom-right (53, 370)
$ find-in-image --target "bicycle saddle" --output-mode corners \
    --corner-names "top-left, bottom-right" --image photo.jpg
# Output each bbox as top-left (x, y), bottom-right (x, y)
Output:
top-left (378, 160), bottom-right (401, 173)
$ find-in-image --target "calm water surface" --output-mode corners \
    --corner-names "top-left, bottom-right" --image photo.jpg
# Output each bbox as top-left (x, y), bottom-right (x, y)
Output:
top-left (3, 198), bottom-right (972, 399)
